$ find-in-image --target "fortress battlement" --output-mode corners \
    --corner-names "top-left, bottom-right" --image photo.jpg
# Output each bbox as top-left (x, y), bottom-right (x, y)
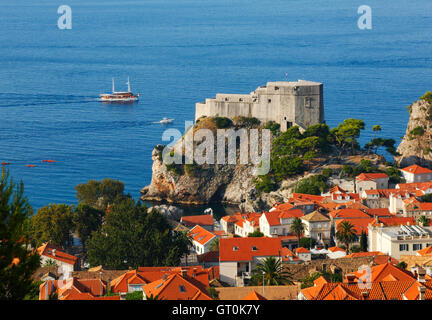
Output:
top-left (195, 80), bottom-right (325, 131)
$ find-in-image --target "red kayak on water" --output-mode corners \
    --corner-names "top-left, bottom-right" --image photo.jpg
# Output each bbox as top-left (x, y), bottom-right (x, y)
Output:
top-left (42, 160), bottom-right (56, 163)
top-left (1, 162), bottom-right (11, 165)
top-left (26, 164), bottom-right (36, 167)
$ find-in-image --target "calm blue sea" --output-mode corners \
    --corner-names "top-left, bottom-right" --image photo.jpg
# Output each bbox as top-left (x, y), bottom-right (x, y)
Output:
top-left (0, 0), bottom-right (431, 211)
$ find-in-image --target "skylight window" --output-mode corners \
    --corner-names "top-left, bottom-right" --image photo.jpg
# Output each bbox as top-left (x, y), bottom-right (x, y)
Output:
top-left (233, 246), bottom-right (239, 251)
top-left (179, 285), bottom-right (186, 292)
top-left (252, 246), bottom-right (258, 251)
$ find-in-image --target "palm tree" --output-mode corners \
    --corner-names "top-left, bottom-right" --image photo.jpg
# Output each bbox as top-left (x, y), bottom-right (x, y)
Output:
top-left (418, 215), bottom-right (430, 227)
top-left (335, 221), bottom-right (358, 254)
top-left (146, 293), bottom-right (164, 300)
top-left (290, 217), bottom-right (306, 247)
top-left (250, 257), bottom-right (293, 286)
top-left (209, 238), bottom-right (219, 252)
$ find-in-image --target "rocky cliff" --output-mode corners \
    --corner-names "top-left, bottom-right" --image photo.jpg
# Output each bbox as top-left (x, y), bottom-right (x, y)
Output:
top-left (141, 116), bottom-right (389, 212)
top-left (395, 94), bottom-right (432, 168)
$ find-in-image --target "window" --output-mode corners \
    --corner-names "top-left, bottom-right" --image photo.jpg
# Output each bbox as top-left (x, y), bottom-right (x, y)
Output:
top-left (399, 244), bottom-right (409, 251)
top-left (179, 285), bottom-right (186, 292)
top-left (304, 97), bottom-right (311, 108)
top-left (268, 99), bottom-right (271, 103)
top-left (413, 244), bottom-right (423, 251)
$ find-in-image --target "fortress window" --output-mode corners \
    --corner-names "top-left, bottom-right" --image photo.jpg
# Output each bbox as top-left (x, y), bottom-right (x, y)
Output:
top-left (275, 86), bottom-right (279, 90)
top-left (268, 99), bottom-right (271, 103)
top-left (239, 98), bottom-right (243, 102)
top-left (305, 97), bottom-right (312, 108)
top-left (253, 98), bottom-right (257, 102)
top-left (225, 97), bottom-right (229, 101)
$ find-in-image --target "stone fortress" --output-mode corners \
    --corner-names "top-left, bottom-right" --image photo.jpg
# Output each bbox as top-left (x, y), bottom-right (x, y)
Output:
top-left (195, 80), bottom-right (325, 131)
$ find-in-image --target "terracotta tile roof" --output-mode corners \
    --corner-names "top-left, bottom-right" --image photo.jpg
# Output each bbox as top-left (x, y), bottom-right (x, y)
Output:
top-left (363, 189), bottom-right (399, 198)
top-left (197, 251), bottom-right (219, 263)
top-left (301, 210), bottom-right (330, 222)
top-left (335, 218), bottom-right (374, 235)
top-left (40, 278), bottom-right (108, 300)
top-left (181, 214), bottom-right (214, 227)
top-left (188, 225), bottom-right (216, 246)
top-left (37, 243), bottom-right (77, 266)
top-left (343, 251), bottom-right (386, 259)
top-left (328, 246), bottom-right (346, 253)
top-left (402, 280), bottom-right (432, 300)
top-left (295, 247), bottom-right (311, 254)
top-left (417, 246), bottom-right (432, 256)
top-left (401, 165), bottom-right (432, 174)
top-left (344, 263), bottom-right (416, 283)
top-left (277, 209), bottom-right (303, 219)
top-left (142, 273), bottom-right (212, 300)
top-left (365, 208), bottom-right (392, 217)
top-left (397, 182), bottom-right (432, 190)
top-left (243, 290), bottom-right (267, 300)
top-left (280, 247), bottom-right (301, 262)
top-left (290, 193), bottom-right (325, 203)
top-left (356, 173), bottom-right (389, 182)
top-left (219, 237), bottom-right (282, 262)
top-left (330, 208), bottom-right (371, 219)
top-left (370, 216), bottom-right (416, 227)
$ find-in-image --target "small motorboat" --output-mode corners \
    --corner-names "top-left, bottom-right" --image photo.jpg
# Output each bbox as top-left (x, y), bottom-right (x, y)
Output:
top-left (26, 164), bottom-right (36, 167)
top-left (153, 117), bottom-right (174, 124)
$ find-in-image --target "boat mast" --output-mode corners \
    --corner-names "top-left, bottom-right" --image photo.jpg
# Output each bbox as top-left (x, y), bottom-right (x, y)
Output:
top-left (112, 78), bottom-right (115, 93)
top-left (127, 77), bottom-right (131, 93)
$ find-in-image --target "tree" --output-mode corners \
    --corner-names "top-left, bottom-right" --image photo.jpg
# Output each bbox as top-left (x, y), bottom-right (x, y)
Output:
top-left (290, 218), bottom-right (306, 247)
top-left (249, 257), bottom-right (293, 286)
top-left (299, 237), bottom-right (317, 250)
top-left (86, 198), bottom-right (191, 269)
top-left (126, 291), bottom-right (143, 300)
top-left (330, 119), bottom-right (365, 155)
top-left (398, 261), bottom-right (408, 270)
top-left (360, 230), bottom-right (368, 252)
top-left (418, 215), bottom-right (430, 227)
top-left (248, 231), bottom-right (264, 237)
top-left (335, 221), bottom-right (358, 254)
top-left (29, 204), bottom-right (74, 248)
top-left (0, 168), bottom-right (40, 300)
top-left (73, 204), bottom-right (103, 252)
top-left (75, 178), bottom-right (125, 210)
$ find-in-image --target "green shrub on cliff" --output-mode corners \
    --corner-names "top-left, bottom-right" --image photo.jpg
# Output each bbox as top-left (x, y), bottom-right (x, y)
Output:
top-left (294, 174), bottom-right (329, 195)
top-left (214, 116), bottom-right (232, 129)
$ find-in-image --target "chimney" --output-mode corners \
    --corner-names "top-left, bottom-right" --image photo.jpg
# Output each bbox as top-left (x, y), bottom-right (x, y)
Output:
top-left (52, 249), bottom-right (56, 257)
top-left (192, 268), bottom-right (197, 278)
top-left (181, 269), bottom-right (187, 278)
top-left (419, 286), bottom-right (426, 300)
top-left (418, 267), bottom-right (426, 283)
top-left (361, 291), bottom-right (369, 300)
top-left (162, 273), bottom-right (168, 281)
top-left (375, 215), bottom-right (379, 224)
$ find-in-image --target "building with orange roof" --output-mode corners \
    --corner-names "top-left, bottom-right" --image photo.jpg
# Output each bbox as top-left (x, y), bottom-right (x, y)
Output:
top-left (259, 209), bottom-right (303, 238)
top-left (416, 245), bottom-right (432, 257)
top-left (242, 290), bottom-right (267, 300)
top-left (39, 277), bottom-right (109, 300)
top-left (110, 266), bottom-right (212, 295)
top-left (355, 173), bottom-right (389, 193)
top-left (401, 165), bottom-right (432, 183)
top-left (323, 185), bottom-right (360, 203)
top-left (329, 208), bottom-right (371, 220)
top-left (301, 210), bottom-right (331, 245)
top-left (327, 246), bottom-right (346, 259)
top-left (188, 225), bottom-right (218, 255)
top-left (295, 247), bottom-right (311, 261)
top-left (365, 208), bottom-right (393, 217)
top-left (335, 218), bottom-right (374, 237)
top-left (37, 243), bottom-right (78, 279)
top-left (180, 214), bottom-right (214, 231)
top-left (219, 237), bottom-right (282, 286)
top-left (280, 247), bottom-right (302, 264)
top-left (368, 224), bottom-right (432, 259)
top-left (389, 190), bottom-right (418, 214)
top-left (142, 272), bottom-right (212, 300)
top-left (402, 197), bottom-right (432, 218)
top-left (220, 212), bottom-right (262, 237)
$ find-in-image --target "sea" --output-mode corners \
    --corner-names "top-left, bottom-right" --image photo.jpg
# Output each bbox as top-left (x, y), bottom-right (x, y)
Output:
top-left (0, 0), bottom-right (431, 216)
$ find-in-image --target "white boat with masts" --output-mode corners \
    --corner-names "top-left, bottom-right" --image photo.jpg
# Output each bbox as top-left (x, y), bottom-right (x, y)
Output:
top-left (99, 77), bottom-right (139, 102)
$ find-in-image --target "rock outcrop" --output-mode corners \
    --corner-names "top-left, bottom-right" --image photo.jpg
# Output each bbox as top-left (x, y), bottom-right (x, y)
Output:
top-left (395, 97), bottom-right (432, 168)
top-left (140, 145), bottom-right (256, 207)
